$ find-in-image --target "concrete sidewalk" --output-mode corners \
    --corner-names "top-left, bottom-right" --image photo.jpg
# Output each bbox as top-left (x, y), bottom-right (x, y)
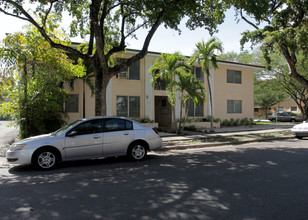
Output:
top-left (158, 123), bottom-right (295, 151)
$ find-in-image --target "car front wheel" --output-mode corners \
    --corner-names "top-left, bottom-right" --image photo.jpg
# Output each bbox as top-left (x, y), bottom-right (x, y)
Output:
top-left (33, 148), bottom-right (59, 170)
top-left (128, 143), bottom-right (147, 161)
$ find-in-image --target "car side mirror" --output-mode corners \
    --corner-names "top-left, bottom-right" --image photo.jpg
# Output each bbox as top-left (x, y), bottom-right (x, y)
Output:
top-left (66, 130), bottom-right (78, 137)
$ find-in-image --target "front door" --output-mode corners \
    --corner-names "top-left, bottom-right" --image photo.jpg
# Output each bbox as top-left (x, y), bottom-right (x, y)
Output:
top-left (155, 96), bottom-right (172, 128)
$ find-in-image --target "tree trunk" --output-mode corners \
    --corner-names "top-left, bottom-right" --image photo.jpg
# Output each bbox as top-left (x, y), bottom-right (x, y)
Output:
top-left (83, 79), bottom-right (85, 118)
top-left (93, 55), bottom-right (114, 116)
top-left (207, 73), bottom-right (214, 131)
top-left (279, 45), bottom-right (308, 89)
top-left (22, 62), bottom-right (29, 138)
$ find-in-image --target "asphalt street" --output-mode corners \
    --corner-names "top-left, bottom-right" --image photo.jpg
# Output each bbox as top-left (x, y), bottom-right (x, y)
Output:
top-left (1, 139), bottom-right (308, 220)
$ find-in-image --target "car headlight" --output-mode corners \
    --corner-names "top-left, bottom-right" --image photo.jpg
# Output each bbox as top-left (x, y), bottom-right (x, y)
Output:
top-left (10, 144), bottom-right (26, 151)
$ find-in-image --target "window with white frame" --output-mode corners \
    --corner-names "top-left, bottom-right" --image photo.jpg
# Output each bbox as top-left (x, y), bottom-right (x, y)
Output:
top-left (186, 100), bottom-right (204, 117)
top-left (227, 70), bottom-right (242, 84)
top-left (194, 66), bottom-right (204, 81)
top-left (117, 59), bottom-right (140, 80)
top-left (227, 100), bottom-right (242, 113)
top-left (116, 96), bottom-right (140, 117)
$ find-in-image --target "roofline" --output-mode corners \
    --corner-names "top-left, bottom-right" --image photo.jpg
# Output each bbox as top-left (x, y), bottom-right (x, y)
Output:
top-left (68, 44), bottom-right (265, 70)
top-left (217, 60), bottom-right (265, 70)
top-left (126, 48), bottom-right (265, 70)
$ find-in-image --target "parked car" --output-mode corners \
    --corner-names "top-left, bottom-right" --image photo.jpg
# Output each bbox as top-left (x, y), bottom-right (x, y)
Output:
top-left (291, 121), bottom-right (308, 139)
top-left (6, 117), bottom-right (162, 170)
top-left (268, 112), bottom-right (303, 122)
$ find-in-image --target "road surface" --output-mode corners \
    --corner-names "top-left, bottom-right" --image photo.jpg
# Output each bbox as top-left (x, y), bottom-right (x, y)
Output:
top-left (1, 139), bottom-right (308, 219)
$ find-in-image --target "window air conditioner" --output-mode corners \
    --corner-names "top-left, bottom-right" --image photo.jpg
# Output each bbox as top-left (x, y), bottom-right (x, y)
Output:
top-left (117, 71), bottom-right (128, 79)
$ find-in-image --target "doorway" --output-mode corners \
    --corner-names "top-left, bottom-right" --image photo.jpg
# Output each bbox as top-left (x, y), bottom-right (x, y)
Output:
top-left (155, 96), bottom-right (172, 128)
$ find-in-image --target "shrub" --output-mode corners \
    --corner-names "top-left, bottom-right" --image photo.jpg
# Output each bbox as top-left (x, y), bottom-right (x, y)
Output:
top-left (184, 125), bottom-right (198, 131)
top-left (221, 118), bottom-right (255, 127)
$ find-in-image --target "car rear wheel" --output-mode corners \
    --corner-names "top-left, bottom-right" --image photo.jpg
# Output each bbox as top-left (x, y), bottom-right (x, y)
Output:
top-left (128, 142), bottom-right (147, 161)
top-left (291, 119), bottom-right (296, 122)
top-left (33, 148), bottom-right (59, 170)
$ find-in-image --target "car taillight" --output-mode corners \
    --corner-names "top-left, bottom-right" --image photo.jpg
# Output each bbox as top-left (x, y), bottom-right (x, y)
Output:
top-left (152, 128), bottom-right (159, 134)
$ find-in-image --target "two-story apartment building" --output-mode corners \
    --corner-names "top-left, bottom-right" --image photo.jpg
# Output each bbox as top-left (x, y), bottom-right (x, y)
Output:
top-left (64, 49), bottom-right (264, 127)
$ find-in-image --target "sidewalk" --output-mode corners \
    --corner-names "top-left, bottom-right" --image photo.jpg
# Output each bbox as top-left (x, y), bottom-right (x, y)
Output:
top-left (158, 123), bottom-right (295, 151)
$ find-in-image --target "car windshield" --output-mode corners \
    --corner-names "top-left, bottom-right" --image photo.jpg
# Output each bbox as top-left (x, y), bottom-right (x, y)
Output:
top-left (52, 120), bottom-right (82, 136)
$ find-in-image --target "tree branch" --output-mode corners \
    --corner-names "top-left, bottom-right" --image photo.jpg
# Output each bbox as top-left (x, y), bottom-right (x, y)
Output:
top-left (3, 0), bottom-right (89, 61)
top-left (41, 1), bottom-right (56, 28)
top-left (240, 9), bottom-right (259, 30)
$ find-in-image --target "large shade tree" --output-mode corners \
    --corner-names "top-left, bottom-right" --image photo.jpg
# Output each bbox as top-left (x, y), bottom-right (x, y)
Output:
top-left (230, 0), bottom-right (308, 90)
top-left (0, 0), bottom-right (229, 116)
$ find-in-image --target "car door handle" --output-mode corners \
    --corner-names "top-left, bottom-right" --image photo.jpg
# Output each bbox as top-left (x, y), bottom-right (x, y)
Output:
top-left (124, 132), bottom-right (129, 135)
top-left (93, 136), bottom-right (101, 139)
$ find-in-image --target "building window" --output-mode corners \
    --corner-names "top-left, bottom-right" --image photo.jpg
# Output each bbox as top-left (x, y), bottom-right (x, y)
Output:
top-left (117, 59), bottom-right (140, 80)
top-left (227, 100), bottom-right (242, 113)
top-left (186, 100), bottom-right (204, 117)
top-left (291, 106), bottom-right (298, 111)
top-left (116, 96), bottom-right (140, 117)
top-left (65, 94), bottom-right (79, 113)
top-left (154, 77), bottom-right (167, 90)
top-left (227, 70), bottom-right (242, 84)
top-left (194, 66), bottom-right (204, 81)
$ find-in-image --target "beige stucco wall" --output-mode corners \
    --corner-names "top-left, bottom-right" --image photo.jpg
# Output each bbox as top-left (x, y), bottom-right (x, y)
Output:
top-left (271, 98), bottom-right (300, 113)
top-left (213, 63), bottom-right (255, 120)
top-left (64, 51), bottom-right (260, 124)
top-left (111, 55), bottom-right (146, 118)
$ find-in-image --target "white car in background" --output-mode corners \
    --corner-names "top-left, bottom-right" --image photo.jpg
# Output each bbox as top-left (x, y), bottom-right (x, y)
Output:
top-left (291, 121), bottom-right (308, 139)
top-left (6, 117), bottom-right (162, 170)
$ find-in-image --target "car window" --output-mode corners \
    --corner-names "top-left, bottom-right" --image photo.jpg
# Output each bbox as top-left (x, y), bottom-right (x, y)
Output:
top-left (104, 118), bottom-right (133, 132)
top-left (70, 119), bottom-right (103, 135)
top-left (53, 120), bottom-right (82, 136)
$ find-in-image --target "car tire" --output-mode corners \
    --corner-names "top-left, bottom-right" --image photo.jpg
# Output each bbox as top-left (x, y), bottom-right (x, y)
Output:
top-left (291, 119), bottom-right (296, 122)
top-left (271, 118), bottom-right (277, 122)
top-left (296, 136), bottom-right (303, 139)
top-left (32, 148), bottom-right (60, 170)
top-left (128, 142), bottom-right (147, 161)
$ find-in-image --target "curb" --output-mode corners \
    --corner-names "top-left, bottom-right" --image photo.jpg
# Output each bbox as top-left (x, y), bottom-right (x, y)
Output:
top-left (156, 136), bottom-right (295, 152)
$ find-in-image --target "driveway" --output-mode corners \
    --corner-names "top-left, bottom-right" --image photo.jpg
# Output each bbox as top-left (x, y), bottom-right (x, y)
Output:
top-left (0, 121), bottom-right (18, 156)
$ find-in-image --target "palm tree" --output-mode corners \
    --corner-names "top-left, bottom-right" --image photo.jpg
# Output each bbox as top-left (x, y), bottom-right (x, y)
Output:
top-left (191, 37), bottom-right (223, 131)
top-left (149, 52), bottom-right (189, 131)
top-left (170, 72), bottom-right (206, 134)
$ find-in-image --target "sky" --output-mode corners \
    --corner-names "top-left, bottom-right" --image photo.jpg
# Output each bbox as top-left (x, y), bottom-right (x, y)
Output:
top-left (0, 8), bottom-right (256, 56)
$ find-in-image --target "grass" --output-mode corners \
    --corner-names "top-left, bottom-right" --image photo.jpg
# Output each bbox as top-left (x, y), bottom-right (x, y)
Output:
top-left (163, 130), bottom-right (293, 147)
top-left (254, 121), bottom-right (276, 125)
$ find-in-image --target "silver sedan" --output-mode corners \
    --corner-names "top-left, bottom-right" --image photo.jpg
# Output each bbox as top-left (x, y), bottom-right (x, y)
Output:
top-left (6, 117), bottom-right (162, 170)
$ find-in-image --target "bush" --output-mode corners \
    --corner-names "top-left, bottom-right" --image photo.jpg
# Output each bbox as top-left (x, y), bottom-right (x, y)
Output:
top-left (221, 118), bottom-right (255, 127)
top-left (138, 117), bottom-right (154, 123)
top-left (184, 125), bottom-right (198, 131)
